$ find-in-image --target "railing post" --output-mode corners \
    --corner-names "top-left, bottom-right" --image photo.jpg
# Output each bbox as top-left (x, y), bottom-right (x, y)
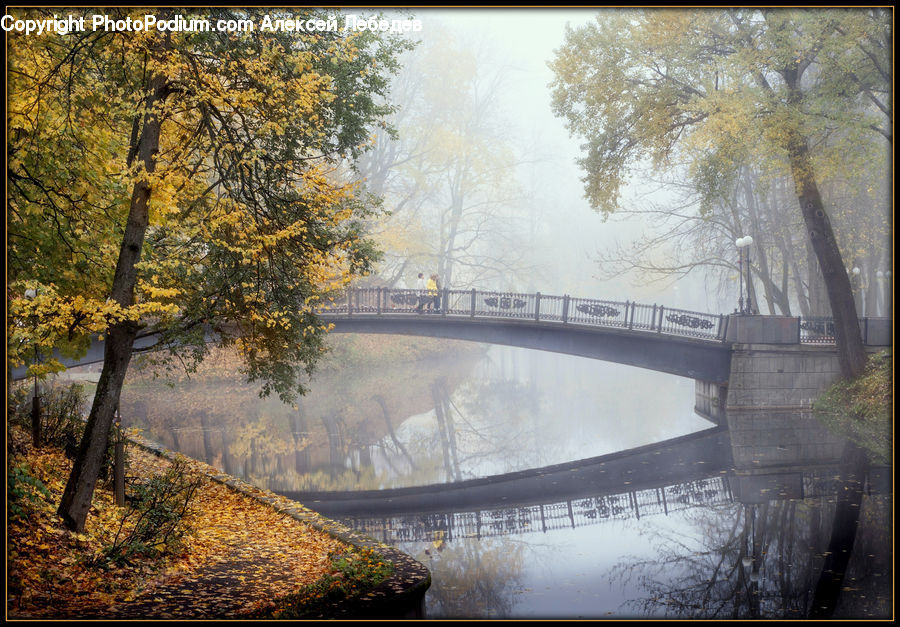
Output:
top-left (628, 301), bottom-right (635, 330)
top-left (562, 295), bottom-right (570, 324)
top-left (441, 288), bottom-right (448, 316)
top-left (623, 301), bottom-right (629, 328)
top-left (347, 288), bottom-right (353, 316)
top-left (650, 304), bottom-right (657, 330)
top-left (471, 288), bottom-right (476, 317)
top-left (535, 292), bottom-right (541, 322)
top-left (716, 314), bottom-right (724, 340)
top-left (377, 287), bottom-right (382, 315)
top-left (657, 306), bottom-right (664, 333)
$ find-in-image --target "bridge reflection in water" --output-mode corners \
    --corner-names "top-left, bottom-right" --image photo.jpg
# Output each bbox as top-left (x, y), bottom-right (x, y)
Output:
top-left (282, 425), bottom-right (849, 545)
top-left (336, 469), bottom-right (846, 546)
top-left (344, 476), bottom-right (735, 544)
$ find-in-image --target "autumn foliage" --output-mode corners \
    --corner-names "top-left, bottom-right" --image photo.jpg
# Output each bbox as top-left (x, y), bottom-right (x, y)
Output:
top-left (7, 422), bottom-right (397, 618)
top-left (6, 7), bottom-right (413, 532)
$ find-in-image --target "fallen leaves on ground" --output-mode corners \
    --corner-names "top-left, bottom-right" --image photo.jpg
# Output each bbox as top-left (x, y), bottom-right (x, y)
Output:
top-left (7, 427), bottom-right (355, 619)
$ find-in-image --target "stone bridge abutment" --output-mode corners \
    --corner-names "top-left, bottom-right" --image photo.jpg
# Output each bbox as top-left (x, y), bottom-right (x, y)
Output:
top-left (711, 315), bottom-right (890, 501)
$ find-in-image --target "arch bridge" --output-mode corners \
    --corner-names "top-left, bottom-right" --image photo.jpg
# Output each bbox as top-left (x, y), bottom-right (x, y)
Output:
top-left (11, 286), bottom-right (888, 385)
top-left (322, 287), bottom-right (734, 382)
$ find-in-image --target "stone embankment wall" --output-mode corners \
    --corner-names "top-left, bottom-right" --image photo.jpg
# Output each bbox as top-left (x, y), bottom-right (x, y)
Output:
top-left (722, 315), bottom-right (888, 476)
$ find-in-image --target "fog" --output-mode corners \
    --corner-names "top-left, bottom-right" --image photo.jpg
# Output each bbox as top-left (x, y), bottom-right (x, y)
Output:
top-left (355, 9), bottom-right (717, 311)
top-left (351, 8), bottom-right (891, 321)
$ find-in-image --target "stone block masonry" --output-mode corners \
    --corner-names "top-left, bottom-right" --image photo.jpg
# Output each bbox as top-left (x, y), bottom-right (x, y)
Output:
top-left (725, 342), bottom-right (884, 473)
top-left (726, 344), bottom-right (844, 410)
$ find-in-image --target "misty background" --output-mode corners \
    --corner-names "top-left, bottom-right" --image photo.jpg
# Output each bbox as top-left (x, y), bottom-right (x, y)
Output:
top-left (339, 8), bottom-right (890, 320)
top-left (347, 9), bottom-right (713, 312)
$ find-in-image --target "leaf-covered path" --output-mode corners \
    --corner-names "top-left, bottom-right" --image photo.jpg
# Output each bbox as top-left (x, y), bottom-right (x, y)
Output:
top-left (8, 430), bottom-right (421, 620)
top-left (99, 469), bottom-right (349, 619)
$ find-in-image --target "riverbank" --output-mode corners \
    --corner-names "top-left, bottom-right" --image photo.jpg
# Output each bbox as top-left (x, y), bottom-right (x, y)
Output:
top-left (6, 426), bottom-right (429, 619)
top-left (813, 349), bottom-right (892, 465)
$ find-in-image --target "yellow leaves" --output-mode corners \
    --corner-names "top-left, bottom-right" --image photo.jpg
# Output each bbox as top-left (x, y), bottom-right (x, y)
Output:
top-left (8, 8), bottom-right (390, 400)
top-left (7, 282), bottom-right (185, 373)
top-left (27, 360), bottom-right (67, 378)
top-left (139, 282), bottom-right (182, 301)
top-left (8, 424), bottom-right (361, 618)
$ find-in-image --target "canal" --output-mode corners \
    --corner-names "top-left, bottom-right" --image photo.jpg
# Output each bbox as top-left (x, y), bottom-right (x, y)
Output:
top-left (114, 336), bottom-right (891, 619)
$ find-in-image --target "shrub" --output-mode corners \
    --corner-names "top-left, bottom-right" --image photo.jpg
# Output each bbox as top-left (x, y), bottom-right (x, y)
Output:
top-left (814, 350), bottom-right (892, 465)
top-left (8, 463), bottom-right (53, 518)
top-left (7, 381), bottom-right (87, 448)
top-left (101, 456), bottom-right (202, 565)
top-left (8, 381), bottom-right (123, 480)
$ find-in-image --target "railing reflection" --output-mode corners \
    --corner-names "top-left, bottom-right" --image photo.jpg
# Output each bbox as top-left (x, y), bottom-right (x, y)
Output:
top-left (341, 476), bottom-right (733, 544)
top-left (338, 467), bottom-right (849, 545)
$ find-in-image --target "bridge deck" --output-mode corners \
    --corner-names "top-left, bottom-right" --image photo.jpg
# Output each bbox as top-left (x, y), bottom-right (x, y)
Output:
top-left (13, 286), bottom-right (882, 382)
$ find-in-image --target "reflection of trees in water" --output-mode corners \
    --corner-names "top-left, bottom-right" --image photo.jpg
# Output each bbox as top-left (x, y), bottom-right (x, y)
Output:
top-left (833, 492), bottom-right (892, 618)
top-left (411, 537), bottom-right (528, 619)
top-left (611, 500), bottom-right (835, 618)
top-left (455, 377), bottom-right (544, 472)
top-left (398, 372), bottom-right (546, 481)
top-left (117, 344), bottom-right (484, 491)
top-left (372, 395), bottom-right (418, 472)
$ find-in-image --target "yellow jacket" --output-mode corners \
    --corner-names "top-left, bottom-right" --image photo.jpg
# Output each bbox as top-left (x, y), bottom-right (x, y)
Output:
top-left (426, 278), bottom-right (437, 295)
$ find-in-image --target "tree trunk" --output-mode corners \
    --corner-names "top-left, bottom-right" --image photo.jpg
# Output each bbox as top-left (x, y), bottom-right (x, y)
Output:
top-left (786, 132), bottom-right (867, 379)
top-left (31, 392), bottom-right (42, 449)
top-left (805, 243), bottom-right (830, 316)
top-left (742, 173), bottom-right (776, 314)
top-left (199, 410), bottom-right (215, 465)
top-left (781, 69), bottom-right (866, 379)
top-left (57, 71), bottom-right (167, 532)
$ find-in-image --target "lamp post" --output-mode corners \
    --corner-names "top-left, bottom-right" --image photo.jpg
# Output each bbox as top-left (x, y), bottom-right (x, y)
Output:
top-left (851, 266), bottom-right (863, 317)
top-left (25, 288), bottom-right (41, 448)
top-left (876, 270), bottom-right (891, 317)
top-left (735, 236), bottom-right (754, 314)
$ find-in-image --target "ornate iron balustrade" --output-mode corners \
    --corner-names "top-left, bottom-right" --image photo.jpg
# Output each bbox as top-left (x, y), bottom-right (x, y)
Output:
top-left (330, 465), bottom-right (852, 544)
top-left (320, 287), bottom-right (728, 342)
top-left (317, 287), bottom-right (868, 346)
top-left (799, 316), bottom-right (836, 344)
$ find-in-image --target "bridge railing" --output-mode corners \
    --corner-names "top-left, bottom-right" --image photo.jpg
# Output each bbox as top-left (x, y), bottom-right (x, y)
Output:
top-left (325, 287), bottom-right (892, 346)
top-left (797, 315), bottom-right (891, 346)
top-left (799, 316), bottom-right (836, 344)
top-left (657, 306), bottom-right (725, 339)
top-left (326, 287), bottom-right (729, 342)
top-left (566, 296), bottom-right (628, 327)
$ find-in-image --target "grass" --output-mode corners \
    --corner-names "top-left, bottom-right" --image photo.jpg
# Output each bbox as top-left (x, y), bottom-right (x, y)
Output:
top-left (813, 350), bottom-right (892, 465)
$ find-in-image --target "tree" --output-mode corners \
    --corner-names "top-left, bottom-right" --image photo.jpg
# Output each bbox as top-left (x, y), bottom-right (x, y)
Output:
top-left (7, 7), bottom-right (412, 531)
top-left (593, 161), bottom-right (885, 319)
top-left (354, 25), bottom-right (537, 292)
top-left (549, 8), bottom-right (891, 378)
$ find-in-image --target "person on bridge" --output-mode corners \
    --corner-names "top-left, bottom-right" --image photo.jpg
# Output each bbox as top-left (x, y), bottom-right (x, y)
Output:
top-left (427, 274), bottom-right (440, 313)
top-left (415, 272), bottom-right (428, 313)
